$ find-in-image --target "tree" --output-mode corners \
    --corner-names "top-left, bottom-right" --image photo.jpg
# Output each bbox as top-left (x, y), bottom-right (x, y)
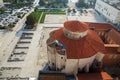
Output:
top-left (4, 23), bottom-right (15, 30)
top-left (26, 13), bottom-right (36, 25)
top-left (67, 8), bottom-right (71, 13)
top-left (0, 25), bottom-right (5, 29)
top-left (39, 0), bottom-right (68, 8)
top-left (93, 0), bottom-right (97, 6)
top-left (3, 0), bottom-right (14, 3)
top-left (0, 8), bottom-right (6, 14)
top-left (80, 9), bottom-right (83, 13)
top-left (76, 0), bottom-right (84, 7)
top-left (35, 7), bottom-right (38, 12)
top-left (76, 0), bottom-right (89, 8)
top-left (72, 9), bottom-right (76, 13)
top-left (25, 11), bottom-right (41, 29)
top-left (8, 23), bottom-right (14, 28)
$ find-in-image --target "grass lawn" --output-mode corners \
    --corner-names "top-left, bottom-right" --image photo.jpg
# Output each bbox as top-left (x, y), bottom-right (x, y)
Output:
top-left (33, 11), bottom-right (42, 23)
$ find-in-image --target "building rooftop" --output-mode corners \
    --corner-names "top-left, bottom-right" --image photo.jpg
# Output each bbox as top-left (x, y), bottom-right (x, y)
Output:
top-left (38, 71), bottom-right (66, 80)
top-left (85, 22), bottom-right (117, 30)
top-left (78, 72), bottom-right (113, 80)
top-left (102, 0), bottom-right (120, 10)
top-left (64, 20), bottom-right (89, 32)
top-left (107, 29), bottom-right (120, 44)
top-left (53, 21), bottom-right (105, 59)
top-left (38, 71), bottom-right (113, 80)
top-left (48, 21), bottom-right (120, 66)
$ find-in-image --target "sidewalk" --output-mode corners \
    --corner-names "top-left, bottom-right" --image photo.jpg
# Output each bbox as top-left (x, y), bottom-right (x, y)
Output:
top-left (0, 8), bottom-right (34, 65)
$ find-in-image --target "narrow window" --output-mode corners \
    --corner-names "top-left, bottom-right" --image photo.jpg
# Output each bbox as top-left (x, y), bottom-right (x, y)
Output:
top-left (52, 63), bottom-right (54, 66)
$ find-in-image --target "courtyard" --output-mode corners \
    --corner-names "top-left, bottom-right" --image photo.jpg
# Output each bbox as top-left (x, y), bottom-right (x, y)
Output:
top-left (0, 8), bottom-right (107, 79)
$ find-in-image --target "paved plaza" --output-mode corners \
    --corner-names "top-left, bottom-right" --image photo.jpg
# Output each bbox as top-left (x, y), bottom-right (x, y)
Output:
top-left (44, 14), bottom-right (67, 24)
top-left (44, 10), bottom-right (106, 24)
top-left (67, 9), bottom-right (106, 22)
top-left (0, 24), bottom-right (60, 79)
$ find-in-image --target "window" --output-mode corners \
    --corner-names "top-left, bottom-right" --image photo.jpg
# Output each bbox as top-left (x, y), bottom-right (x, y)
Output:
top-left (57, 68), bottom-right (60, 71)
top-left (65, 59), bottom-right (66, 62)
top-left (52, 63), bottom-right (54, 66)
top-left (61, 57), bottom-right (63, 59)
top-left (48, 61), bottom-right (50, 64)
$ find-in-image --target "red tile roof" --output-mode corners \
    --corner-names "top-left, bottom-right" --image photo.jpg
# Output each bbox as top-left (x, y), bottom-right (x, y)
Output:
top-left (102, 53), bottom-right (120, 66)
top-left (101, 72), bottom-right (113, 80)
top-left (107, 29), bottom-right (120, 44)
top-left (53, 21), bottom-right (105, 59)
top-left (78, 72), bottom-right (113, 80)
top-left (39, 72), bottom-right (66, 80)
top-left (85, 22), bottom-right (117, 30)
top-left (78, 73), bottom-right (102, 80)
top-left (64, 20), bottom-right (88, 32)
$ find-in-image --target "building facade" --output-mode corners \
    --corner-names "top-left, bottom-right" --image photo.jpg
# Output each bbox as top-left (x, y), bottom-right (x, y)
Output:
top-left (95, 0), bottom-right (120, 24)
top-left (46, 20), bottom-right (120, 79)
top-left (47, 21), bottom-right (106, 75)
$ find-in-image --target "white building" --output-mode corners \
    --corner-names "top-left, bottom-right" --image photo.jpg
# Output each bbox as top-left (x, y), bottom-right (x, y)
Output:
top-left (0, 0), bottom-right (4, 8)
top-left (95, 0), bottom-right (120, 24)
top-left (84, 0), bottom-right (93, 4)
top-left (47, 21), bottom-right (105, 75)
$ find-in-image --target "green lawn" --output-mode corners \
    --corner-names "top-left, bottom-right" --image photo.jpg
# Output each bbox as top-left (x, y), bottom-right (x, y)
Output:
top-left (33, 11), bottom-right (42, 23)
top-left (40, 12), bottom-right (45, 23)
top-left (26, 8), bottom-right (66, 24)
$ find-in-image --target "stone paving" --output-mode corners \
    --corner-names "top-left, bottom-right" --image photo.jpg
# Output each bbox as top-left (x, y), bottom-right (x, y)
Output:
top-left (0, 67), bottom-right (21, 78)
top-left (0, 30), bottom-right (11, 50)
top-left (44, 14), bottom-right (67, 24)
top-left (67, 9), bottom-right (106, 23)
top-left (0, 31), bottom-right (34, 78)
top-left (0, 23), bottom-right (61, 79)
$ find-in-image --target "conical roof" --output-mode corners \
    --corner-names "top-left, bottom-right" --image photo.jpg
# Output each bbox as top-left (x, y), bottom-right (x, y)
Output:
top-left (64, 20), bottom-right (88, 32)
top-left (53, 21), bottom-right (105, 59)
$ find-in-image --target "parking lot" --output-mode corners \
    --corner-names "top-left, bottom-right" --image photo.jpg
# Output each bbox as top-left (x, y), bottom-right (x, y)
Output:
top-left (0, 13), bottom-right (19, 27)
top-left (0, 7), bottom-right (31, 28)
